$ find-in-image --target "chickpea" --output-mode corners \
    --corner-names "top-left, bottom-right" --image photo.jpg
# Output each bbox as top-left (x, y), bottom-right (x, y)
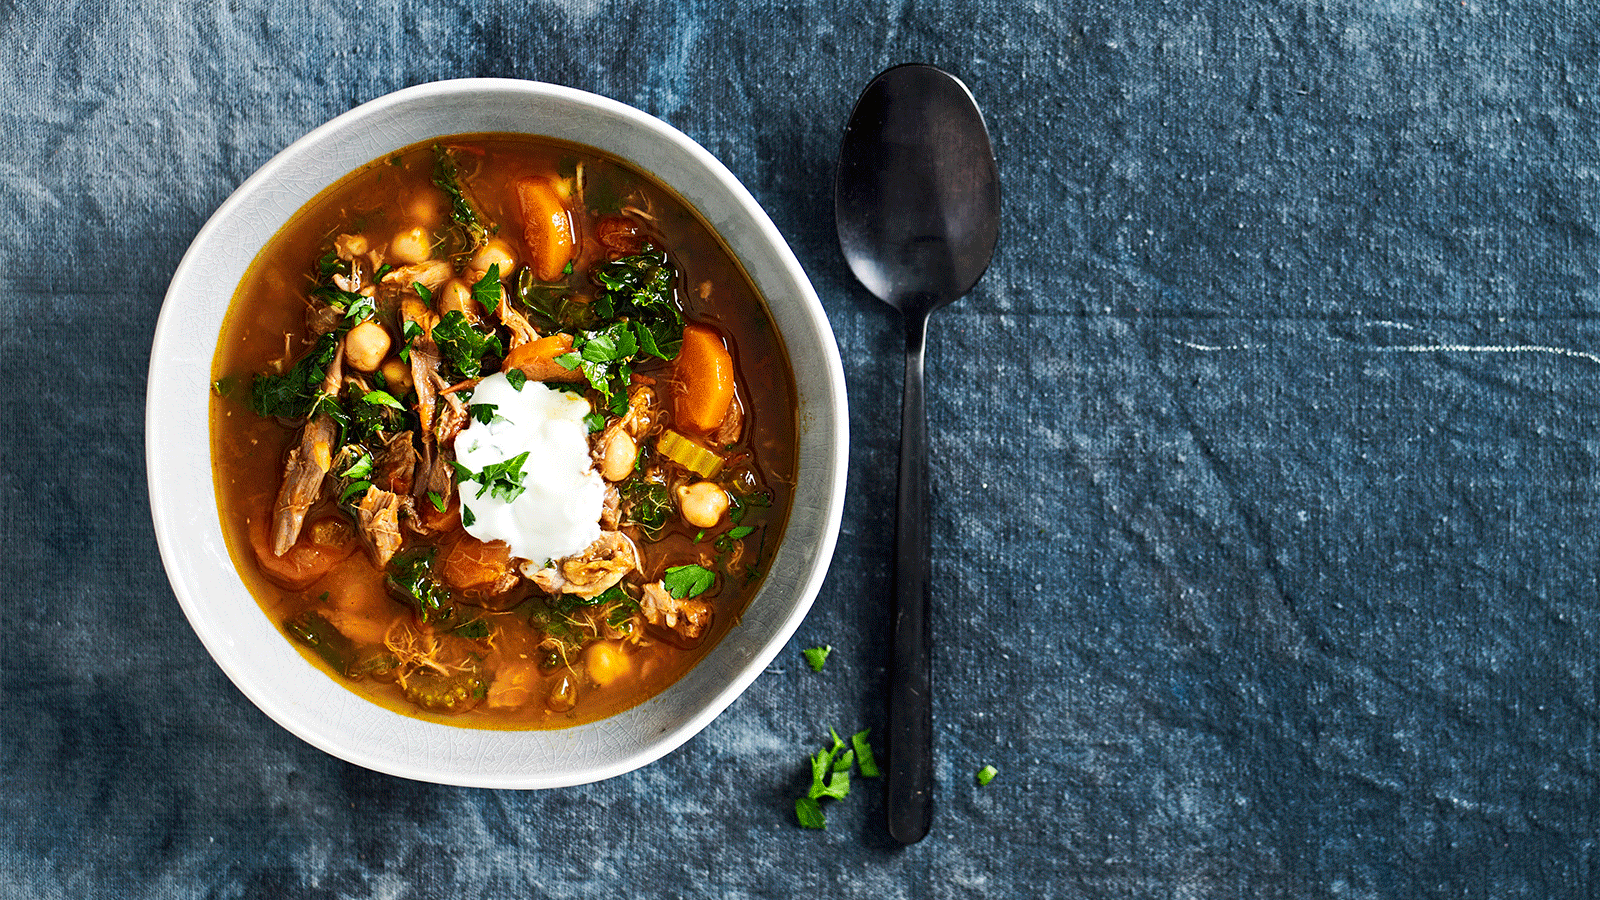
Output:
top-left (344, 321), bottom-right (391, 373)
top-left (599, 428), bottom-right (638, 482)
top-left (380, 358), bottom-right (413, 393)
top-left (467, 237), bottom-right (518, 283)
top-left (405, 193), bottom-right (445, 226)
top-left (333, 232), bottom-right (368, 260)
top-left (585, 641), bottom-right (631, 687)
top-left (387, 224), bottom-right (432, 265)
top-left (676, 481), bottom-right (729, 528)
top-left (437, 278), bottom-right (481, 323)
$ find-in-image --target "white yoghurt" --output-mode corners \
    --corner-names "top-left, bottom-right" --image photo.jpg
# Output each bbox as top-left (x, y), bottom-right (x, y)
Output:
top-left (454, 374), bottom-right (604, 564)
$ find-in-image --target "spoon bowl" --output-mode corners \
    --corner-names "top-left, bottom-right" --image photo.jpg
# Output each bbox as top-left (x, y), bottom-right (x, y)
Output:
top-left (834, 64), bottom-right (1000, 844)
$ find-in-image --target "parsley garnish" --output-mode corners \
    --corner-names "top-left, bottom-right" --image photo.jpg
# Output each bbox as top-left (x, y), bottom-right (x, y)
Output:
top-left (977, 765), bottom-right (998, 786)
top-left (398, 319), bottom-right (424, 364)
top-left (504, 368), bottom-right (528, 391)
top-left (663, 564), bottom-right (714, 599)
top-left (583, 411), bottom-right (606, 433)
top-left (250, 332), bottom-right (340, 419)
top-left (361, 389), bottom-right (403, 410)
top-left (427, 491), bottom-right (446, 512)
top-left (460, 452), bottom-right (530, 503)
top-left (413, 281), bottom-right (434, 305)
top-left (385, 549), bottom-right (453, 625)
top-left (802, 645), bottom-right (831, 672)
top-left (469, 402), bottom-right (505, 426)
top-left (794, 797), bottom-right (826, 830)
top-left (339, 480), bottom-right (372, 504)
top-left (212, 376), bottom-right (235, 398)
top-left (432, 144), bottom-right (491, 258)
top-left (852, 730), bottom-right (879, 778)
top-left (471, 263), bottom-right (503, 315)
top-left (338, 451), bottom-right (374, 481)
top-left (432, 310), bottom-right (503, 380)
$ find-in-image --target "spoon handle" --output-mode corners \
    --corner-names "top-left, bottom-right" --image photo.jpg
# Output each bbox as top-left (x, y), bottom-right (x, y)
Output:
top-left (888, 308), bottom-right (933, 844)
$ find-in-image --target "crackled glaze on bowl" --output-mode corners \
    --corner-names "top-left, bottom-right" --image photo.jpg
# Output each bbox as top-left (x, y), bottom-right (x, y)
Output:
top-left (147, 79), bottom-right (847, 788)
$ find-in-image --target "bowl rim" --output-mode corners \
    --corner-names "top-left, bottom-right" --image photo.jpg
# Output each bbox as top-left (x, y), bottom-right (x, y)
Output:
top-left (146, 78), bottom-right (848, 788)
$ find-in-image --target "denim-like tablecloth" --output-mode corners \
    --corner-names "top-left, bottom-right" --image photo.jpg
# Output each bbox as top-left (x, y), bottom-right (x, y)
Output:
top-left (5, 1), bottom-right (1599, 897)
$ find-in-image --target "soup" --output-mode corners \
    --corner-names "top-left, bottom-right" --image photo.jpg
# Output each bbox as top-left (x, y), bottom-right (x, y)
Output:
top-left (210, 134), bottom-right (796, 729)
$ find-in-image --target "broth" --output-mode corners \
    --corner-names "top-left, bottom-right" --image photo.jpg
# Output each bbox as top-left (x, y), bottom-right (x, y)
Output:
top-left (210, 134), bottom-right (795, 729)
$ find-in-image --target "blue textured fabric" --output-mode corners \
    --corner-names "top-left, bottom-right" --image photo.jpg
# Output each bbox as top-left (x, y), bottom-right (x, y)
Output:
top-left (5, 1), bottom-right (1600, 897)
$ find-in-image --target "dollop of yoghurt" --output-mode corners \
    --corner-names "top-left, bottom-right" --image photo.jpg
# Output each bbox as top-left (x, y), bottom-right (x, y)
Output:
top-left (454, 373), bottom-right (605, 564)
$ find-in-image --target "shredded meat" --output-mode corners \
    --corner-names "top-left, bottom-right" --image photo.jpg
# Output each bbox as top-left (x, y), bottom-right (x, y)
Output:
top-left (712, 396), bottom-right (743, 445)
top-left (375, 431), bottom-right (418, 495)
top-left (354, 486), bottom-right (404, 568)
top-left (640, 580), bottom-right (712, 643)
top-left (381, 259), bottom-right (454, 294)
top-left (521, 531), bottom-right (637, 599)
top-left (600, 484), bottom-right (621, 530)
top-left (270, 412), bottom-right (337, 556)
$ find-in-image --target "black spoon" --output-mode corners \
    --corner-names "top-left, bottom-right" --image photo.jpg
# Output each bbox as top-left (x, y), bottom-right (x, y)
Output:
top-left (834, 64), bottom-right (1000, 844)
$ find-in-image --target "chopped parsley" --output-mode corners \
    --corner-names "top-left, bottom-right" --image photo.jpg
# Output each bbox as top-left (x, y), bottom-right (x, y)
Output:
top-left (361, 389), bottom-right (404, 410)
top-left (794, 797), bottom-right (826, 830)
top-left (250, 331), bottom-right (340, 419)
top-left (662, 564), bottom-right (714, 599)
top-left (802, 645), bottom-right (832, 672)
top-left (471, 263), bottom-right (503, 315)
top-left (469, 402), bottom-right (505, 426)
top-left (458, 452), bottom-right (530, 503)
top-left (977, 765), bottom-right (998, 786)
top-left (852, 730), bottom-right (879, 778)
top-left (504, 368), bottom-right (528, 391)
top-left (398, 319), bottom-right (424, 364)
top-left (427, 491), bottom-right (446, 512)
top-left (432, 144), bottom-right (491, 258)
top-left (413, 281), bottom-right (434, 305)
top-left (432, 310), bottom-right (503, 380)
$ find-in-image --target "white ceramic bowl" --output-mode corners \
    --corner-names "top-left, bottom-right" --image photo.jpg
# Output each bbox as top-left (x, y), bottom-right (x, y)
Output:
top-left (147, 79), bottom-right (848, 788)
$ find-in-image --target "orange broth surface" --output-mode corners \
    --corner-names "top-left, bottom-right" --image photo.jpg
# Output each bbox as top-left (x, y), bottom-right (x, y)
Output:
top-left (210, 134), bottom-right (796, 729)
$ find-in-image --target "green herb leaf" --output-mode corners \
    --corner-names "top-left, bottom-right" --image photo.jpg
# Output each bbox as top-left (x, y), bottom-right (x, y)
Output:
top-left (362, 389), bottom-right (404, 410)
top-left (504, 367), bottom-right (527, 391)
top-left (462, 505), bottom-right (476, 527)
top-left (432, 310), bottom-right (503, 380)
top-left (212, 376), bottom-right (236, 398)
top-left (398, 319), bottom-right (424, 364)
top-left (802, 645), bottom-right (832, 672)
top-left (385, 549), bottom-right (454, 626)
top-left (338, 451), bottom-right (375, 481)
top-left (428, 491), bottom-right (446, 512)
top-left (250, 332), bottom-right (341, 419)
top-left (471, 262), bottom-right (503, 315)
top-left (339, 480), bottom-right (372, 504)
top-left (727, 525), bottom-right (755, 541)
top-left (467, 451), bottom-right (530, 503)
top-left (469, 402), bottom-right (505, 426)
top-left (432, 144), bottom-right (490, 258)
top-left (414, 281), bottom-right (434, 305)
top-left (977, 765), bottom-right (998, 786)
top-left (794, 797), bottom-right (826, 829)
top-left (583, 411), bottom-right (606, 433)
top-left (852, 730), bottom-right (880, 778)
top-left (663, 564), bottom-right (714, 599)
top-left (621, 480), bottom-right (672, 536)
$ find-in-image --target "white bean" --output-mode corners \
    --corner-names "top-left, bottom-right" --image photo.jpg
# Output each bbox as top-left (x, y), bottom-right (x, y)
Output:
top-left (344, 321), bottom-right (391, 373)
top-left (387, 225), bottom-right (432, 265)
top-left (676, 481), bottom-right (729, 528)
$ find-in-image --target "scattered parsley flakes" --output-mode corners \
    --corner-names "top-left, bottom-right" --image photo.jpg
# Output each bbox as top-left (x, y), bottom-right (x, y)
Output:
top-left (727, 525), bottom-right (755, 541)
top-left (852, 730), bottom-right (879, 778)
top-left (413, 281), bottom-right (434, 305)
top-left (462, 505), bottom-right (476, 527)
top-left (338, 451), bottom-right (374, 481)
top-left (662, 564), bottom-right (714, 599)
top-left (504, 367), bottom-right (528, 391)
top-left (803, 645), bottom-right (832, 672)
top-left (427, 491), bottom-right (446, 512)
top-left (583, 411), bottom-right (606, 433)
top-left (977, 765), bottom-right (998, 786)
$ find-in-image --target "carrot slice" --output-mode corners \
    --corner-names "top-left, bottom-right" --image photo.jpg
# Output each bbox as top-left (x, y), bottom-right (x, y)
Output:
top-left (516, 177), bottom-right (575, 282)
top-left (673, 324), bottom-right (735, 434)
top-left (503, 333), bottom-right (584, 382)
